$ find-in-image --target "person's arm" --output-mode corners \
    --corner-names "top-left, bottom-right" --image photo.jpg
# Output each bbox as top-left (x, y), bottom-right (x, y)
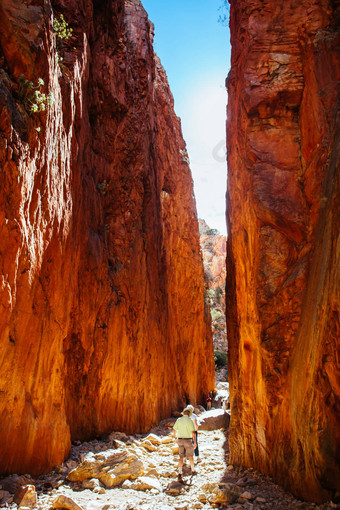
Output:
top-left (192, 430), bottom-right (197, 447)
top-left (173, 423), bottom-right (178, 443)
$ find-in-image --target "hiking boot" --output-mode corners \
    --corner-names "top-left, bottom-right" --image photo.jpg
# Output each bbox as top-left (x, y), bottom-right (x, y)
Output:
top-left (177, 473), bottom-right (183, 482)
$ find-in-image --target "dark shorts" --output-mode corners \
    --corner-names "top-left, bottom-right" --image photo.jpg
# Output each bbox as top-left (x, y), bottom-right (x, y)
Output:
top-left (178, 438), bottom-right (194, 458)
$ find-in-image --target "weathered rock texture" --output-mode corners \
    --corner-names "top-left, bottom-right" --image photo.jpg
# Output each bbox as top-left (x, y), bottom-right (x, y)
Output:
top-left (199, 219), bottom-right (227, 352)
top-left (226, 0), bottom-right (340, 503)
top-left (0, 0), bottom-right (214, 475)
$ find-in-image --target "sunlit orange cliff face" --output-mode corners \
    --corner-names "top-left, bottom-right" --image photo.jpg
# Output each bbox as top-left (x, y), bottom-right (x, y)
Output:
top-left (0, 0), bottom-right (214, 475)
top-left (226, 0), bottom-right (340, 503)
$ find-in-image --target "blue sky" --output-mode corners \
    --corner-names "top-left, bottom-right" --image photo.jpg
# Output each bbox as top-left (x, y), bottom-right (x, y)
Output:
top-left (141, 0), bottom-right (230, 234)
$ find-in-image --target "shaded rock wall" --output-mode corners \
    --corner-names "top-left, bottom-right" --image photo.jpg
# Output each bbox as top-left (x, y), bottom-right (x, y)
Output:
top-left (226, 0), bottom-right (340, 503)
top-left (0, 0), bottom-right (214, 475)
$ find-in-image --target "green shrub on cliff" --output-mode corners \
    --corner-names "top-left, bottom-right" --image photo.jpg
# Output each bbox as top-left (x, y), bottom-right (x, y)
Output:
top-left (205, 228), bottom-right (219, 236)
top-left (214, 350), bottom-right (227, 368)
top-left (53, 14), bottom-right (73, 41)
top-left (18, 76), bottom-right (54, 114)
top-left (211, 308), bottom-right (223, 321)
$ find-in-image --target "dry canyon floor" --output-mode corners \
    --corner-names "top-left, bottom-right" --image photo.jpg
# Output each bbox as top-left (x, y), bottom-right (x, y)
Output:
top-left (0, 412), bottom-right (338, 510)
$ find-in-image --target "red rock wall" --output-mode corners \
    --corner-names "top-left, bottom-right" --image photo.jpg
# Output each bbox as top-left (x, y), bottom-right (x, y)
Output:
top-left (226, 0), bottom-right (340, 503)
top-left (0, 0), bottom-right (214, 475)
top-left (199, 220), bottom-right (227, 351)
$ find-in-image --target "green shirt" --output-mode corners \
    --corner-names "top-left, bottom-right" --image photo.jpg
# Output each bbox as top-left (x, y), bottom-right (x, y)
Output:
top-left (173, 415), bottom-right (195, 438)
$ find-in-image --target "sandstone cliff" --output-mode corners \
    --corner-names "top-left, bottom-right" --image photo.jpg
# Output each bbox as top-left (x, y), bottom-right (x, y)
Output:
top-left (199, 219), bottom-right (227, 353)
top-left (226, 0), bottom-right (340, 503)
top-left (0, 0), bottom-right (214, 475)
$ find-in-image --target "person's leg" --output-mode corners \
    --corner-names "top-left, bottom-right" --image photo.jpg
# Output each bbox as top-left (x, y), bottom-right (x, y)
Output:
top-left (194, 431), bottom-right (200, 462)
top-left (185, 441), bottom-right (196, 475)
top-left (177, 440), bottom-right (185, 479)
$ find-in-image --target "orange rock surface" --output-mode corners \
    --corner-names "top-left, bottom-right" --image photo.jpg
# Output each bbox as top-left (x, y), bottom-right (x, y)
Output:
top-left (0, 0), bottom-right (214, 475)
top-left (199, 219), bottom-right (227, 352)
top-left (226, 0), bottom-right (340, 503)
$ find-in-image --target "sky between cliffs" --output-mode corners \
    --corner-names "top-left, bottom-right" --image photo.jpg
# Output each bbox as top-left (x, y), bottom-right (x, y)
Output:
top-left (142, 0), bottom-right (230, 235)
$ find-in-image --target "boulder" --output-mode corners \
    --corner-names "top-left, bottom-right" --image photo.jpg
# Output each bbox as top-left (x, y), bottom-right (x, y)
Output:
top-left (197, 409), bottom-right (230, 430)
top-left (0, 490), bottom-right (12, 505)
top-left (211, 484), bottom-right (242, 505)
top-left (0, 475), bottom-right (32, 493)
top-left (161, 436), bottom-right (173, 445)
top-left (201, 482), bottom-right (242, 505)
top-left (144, 434), bottom-right (162, 446)
top-left (109, 432), bottom-right (129, 443)
top-left (52, 495), bottom-right (84, 510)
top-left (13, 485), bottom-right (37, 508)
top-left (129, 476), bottom-right (162, 492)
top-left (67, 448), bottom-right (144, 487)
top-left (140, 440), bottom-right (157, 452)
top-left (165, 480), bottom-right (185, 496)
top-left (81, 478), bottom-right (101, 490)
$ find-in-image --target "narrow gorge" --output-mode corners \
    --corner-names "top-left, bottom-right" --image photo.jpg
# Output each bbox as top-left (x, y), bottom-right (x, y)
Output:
top-left (0, 0), bottom-right (339, 507)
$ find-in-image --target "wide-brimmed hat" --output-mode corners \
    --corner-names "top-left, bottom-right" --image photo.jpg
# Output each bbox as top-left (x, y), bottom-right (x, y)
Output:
top-left (182, 405), bottom-right (193, 415)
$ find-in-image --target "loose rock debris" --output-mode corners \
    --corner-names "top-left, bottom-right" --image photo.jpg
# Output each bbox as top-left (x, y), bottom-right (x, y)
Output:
top-left (0, 411), bottom-right (338, 510)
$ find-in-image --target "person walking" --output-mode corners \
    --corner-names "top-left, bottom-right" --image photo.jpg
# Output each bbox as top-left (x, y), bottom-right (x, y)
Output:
top-left (173, 405), bottom-right (197, 480)
top-left (187, 404), bottom-right (201, 463)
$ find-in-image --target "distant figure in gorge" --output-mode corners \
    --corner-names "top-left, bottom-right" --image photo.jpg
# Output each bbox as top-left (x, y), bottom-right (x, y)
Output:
top-left (206, 392), bottom-right (212, 410)
top-left (173, 406), bottom-right (197, 480)
top-left (187, 404), bottom-right (201, 464)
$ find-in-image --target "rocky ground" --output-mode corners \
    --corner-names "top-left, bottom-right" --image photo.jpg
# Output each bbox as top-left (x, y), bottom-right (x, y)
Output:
top-left (0, 410), bottom-right (338, 510)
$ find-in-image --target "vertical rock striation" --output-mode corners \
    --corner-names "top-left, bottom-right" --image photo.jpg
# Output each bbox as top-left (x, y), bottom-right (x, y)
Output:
top-left (0, 0), bottom-right (214, 475)
top-left (199, 219), bottom-right (227, 352)
top-left (226, 0), bottom-right (340, 502)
